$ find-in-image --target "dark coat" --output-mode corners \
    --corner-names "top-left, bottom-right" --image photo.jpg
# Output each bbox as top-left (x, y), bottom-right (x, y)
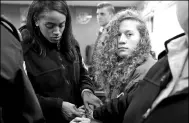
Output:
top-left (110, 55), bottom-right (156, 99)
top-left (93, 34), bottom-right (188, 123)
top-left (21, 29), bottom-right (94, 123)
top-left (0, 16), bottom-right (45, 123)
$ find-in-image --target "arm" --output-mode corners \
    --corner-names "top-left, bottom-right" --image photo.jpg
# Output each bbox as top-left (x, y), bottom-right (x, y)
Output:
top-left (26, 72), bottom-right (63, 118)
top-left (75, 45), bottom-right (94, 93)
top-left (27, 72), bottom-right (84, 121)
top-left (93, 83), bottom-right (139, 123)
top-left (75, 45), bottom-right (103, 111)
top-left (93, 94), bottom-right (129, 123)
top-left (36, 94), bottom-right (63, 117)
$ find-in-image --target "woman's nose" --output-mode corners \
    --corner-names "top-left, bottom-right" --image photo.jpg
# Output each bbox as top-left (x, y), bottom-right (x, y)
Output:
top-left (53, 27), bottom-right (60, 36)
top-left (118, 34), bottom-right (126, 45)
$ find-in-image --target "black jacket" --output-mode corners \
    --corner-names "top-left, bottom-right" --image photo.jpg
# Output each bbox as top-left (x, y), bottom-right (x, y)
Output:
top-left (93, 34), bottom-right (188, 123)
top-left (0, 16), bottom-right (45, 123)
top-left (21, 28), bottom-right (94, 123)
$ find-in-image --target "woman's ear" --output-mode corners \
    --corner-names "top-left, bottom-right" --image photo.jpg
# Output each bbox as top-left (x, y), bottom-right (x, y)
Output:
top-left (35, 21), bottom-right (39, 27)
top-left (34, 16), bottom-right (39, 27)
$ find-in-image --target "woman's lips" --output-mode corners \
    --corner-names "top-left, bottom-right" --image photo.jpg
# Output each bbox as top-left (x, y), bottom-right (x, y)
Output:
top-left (118, 47), bottom-right (128, 50)
top-left (118, 47), bottom-right (128, 52)
top-left (51, 37), bottom-right (61, 40)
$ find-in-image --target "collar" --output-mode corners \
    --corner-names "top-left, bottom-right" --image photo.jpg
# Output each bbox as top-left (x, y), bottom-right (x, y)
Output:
top-left (164, 33), bottom-right (186, 53)
top-left (167, 34), bottom-right (188, 79)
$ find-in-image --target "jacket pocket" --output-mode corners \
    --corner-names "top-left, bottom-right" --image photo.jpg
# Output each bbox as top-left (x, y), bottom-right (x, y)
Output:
top-left (32, 67), bottom-right (67, 92)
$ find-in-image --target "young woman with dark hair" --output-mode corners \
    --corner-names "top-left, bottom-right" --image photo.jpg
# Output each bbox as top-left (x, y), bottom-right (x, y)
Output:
top-left (20, 1), bottom-right (102, 123)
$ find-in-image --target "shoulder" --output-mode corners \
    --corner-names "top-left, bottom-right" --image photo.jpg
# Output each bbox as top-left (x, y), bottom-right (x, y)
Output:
top-left (136, 56), bottom-right (157, 76)
top-left (19, 26), bottom-right (36, 55)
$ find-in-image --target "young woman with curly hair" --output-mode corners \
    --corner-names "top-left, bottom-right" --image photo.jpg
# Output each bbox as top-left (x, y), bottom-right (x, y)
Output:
top-left (92, 9), bottom-right (157, 101)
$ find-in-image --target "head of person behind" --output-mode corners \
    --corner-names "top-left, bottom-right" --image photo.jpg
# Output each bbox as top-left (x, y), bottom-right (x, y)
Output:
top-left (176, 1), bottom-right (188, 38)
top-left (96, 2), bottom-right (115, 28)
top-left (93, 9), bottom-right (153, 100)
top-left (22, 0), bottom-right (77, 62)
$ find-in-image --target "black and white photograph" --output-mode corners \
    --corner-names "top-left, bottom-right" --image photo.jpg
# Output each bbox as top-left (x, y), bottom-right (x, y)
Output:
top-left (1, 1), bottom-right (188, 123)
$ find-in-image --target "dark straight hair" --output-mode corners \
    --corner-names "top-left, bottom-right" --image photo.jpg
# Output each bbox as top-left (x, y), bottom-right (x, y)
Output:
top-left (25, 0), bottom-right (78, 62)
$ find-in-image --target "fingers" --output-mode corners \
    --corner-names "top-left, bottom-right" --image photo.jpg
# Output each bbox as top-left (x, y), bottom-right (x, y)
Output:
top-left (73, 106), bottom-right (84, 117)
top-left (84, 102), bottom-right (90, 113)
top-left (78, 108), bottom-right (85, 113)
top-left (71, 117), bottom-right (91, 123)
top-left (94, 98), bottom-right (103, 107)
top-left (78, 105), bottom-right (85, 110)
top-left (89, 98), bottom-right (103, 108)
top-left (98, 99), bottom-right (103, 106)
top-left (89, 105), bottom-right (94, 111)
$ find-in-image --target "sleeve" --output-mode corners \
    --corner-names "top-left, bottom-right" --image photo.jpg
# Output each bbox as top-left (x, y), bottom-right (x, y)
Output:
top-left (36, 94), bottom-right (63, 116)
top-left (75, 45), bottom-right (95, 93)
top-left (27, 72), bottom-right (63, 118)
top-left (93, 84), bottom-right (139, 123)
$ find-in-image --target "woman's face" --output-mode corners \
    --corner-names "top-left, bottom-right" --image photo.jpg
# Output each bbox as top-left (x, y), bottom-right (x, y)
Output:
top-left (117, 19), bottom-right (141, 57)
top-left (36, 10), bottom-right (66, 43)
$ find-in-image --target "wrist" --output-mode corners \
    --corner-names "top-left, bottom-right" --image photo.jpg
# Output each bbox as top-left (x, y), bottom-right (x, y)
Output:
top-left (82, 89), bottom-right (93, 97)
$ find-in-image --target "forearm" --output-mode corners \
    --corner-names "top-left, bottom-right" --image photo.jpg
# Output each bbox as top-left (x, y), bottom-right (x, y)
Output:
top-left (36, 94), bottom-right (63, 117)
top-left (76, 45), bottom-right (95, 93)
top-left (93, 95), bottom-right (128, 123)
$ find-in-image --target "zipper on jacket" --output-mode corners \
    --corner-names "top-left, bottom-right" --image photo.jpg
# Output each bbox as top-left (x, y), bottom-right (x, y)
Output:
top-left (61, 64), bottom-right (65, 69)
top-left (57, 51), bottom-right (65, 69)
top-left (66, 80), bottom-right (70, 85)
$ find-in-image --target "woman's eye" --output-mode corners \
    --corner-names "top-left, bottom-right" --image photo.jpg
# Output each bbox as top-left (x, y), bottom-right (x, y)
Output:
top-left (45, 24), bottom-right (54, 29)
top-left (117, 33), bottom-right (121, 37)
top-left (126, 33), bottom-right (132, 37)
top-left (59, 24), bottom-right (65, 28)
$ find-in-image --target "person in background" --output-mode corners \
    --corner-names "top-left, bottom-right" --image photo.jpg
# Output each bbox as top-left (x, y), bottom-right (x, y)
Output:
top-left (90, 2), bottom-right (116, 88)
top-left (0, 15), bottom-right (45, 123)
top-left (20, 1), bottom-right (102, 123)
top-left (70, 1), bottom-right (188, 123)
top-left (93, 9), bottom-right (156, 101)
top-left (96, 1), bottom-right (115, 37)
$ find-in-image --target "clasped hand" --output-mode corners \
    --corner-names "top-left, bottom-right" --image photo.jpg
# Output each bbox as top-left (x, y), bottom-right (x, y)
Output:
top-left (82, 91), bottom-right (103, 116)
top-left (61, 101), bottom-right (85, 121)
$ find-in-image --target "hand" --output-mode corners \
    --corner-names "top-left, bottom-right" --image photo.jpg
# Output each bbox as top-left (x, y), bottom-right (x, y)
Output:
top-left (78, 105), bottom-right (94, 118)
top-left (82, 91), bottom-right (103, 114)
top-left (70, 117), bottom-right (91, 123)
top-left (62, 101), bottom-right (85, 121)
top-left (78, 105), bottom-right (94, 111)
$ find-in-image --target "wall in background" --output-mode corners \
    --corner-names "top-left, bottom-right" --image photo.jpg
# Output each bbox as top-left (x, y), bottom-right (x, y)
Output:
top-left (150, 2), bottom-right (184, 56)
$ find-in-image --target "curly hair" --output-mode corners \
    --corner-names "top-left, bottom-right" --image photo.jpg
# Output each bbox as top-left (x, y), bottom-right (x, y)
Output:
top-left (92, 9), bottom-right (152, 100)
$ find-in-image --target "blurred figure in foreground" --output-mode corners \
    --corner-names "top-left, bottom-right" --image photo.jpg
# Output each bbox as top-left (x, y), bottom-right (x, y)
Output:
top-left (0, 15), bottom-right (45, 123)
